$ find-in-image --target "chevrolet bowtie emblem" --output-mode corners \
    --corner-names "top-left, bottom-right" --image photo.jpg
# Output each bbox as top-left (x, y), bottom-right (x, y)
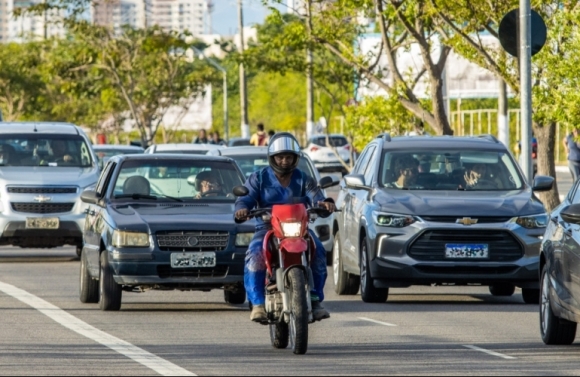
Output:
top-left (34, 195), bottom-right (52, 203)
top-left (457, 217), bottom-right (478, 226)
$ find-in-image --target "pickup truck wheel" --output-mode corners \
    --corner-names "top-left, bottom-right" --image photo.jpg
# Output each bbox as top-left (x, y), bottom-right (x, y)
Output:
top-left (360, 237), bottom-right (388, 303)
top-left (333, 232), bottom-right (359, 295)
top-left (99, 252), bottom-right (122, 311)
top-left (224, 285), bottom-right (246, 305)
top-left (540, 265), bottom-right (577, 344)
top-left (489, 284), bottom-right (515, 297)
top-left (79, 249), bottom-right (98, 304)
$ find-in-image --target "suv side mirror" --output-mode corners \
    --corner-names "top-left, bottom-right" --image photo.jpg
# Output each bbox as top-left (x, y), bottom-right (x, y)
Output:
top-left (319, 176), bottom-right (339, 189)
top-left (81, 190), bottom-right (99, 205)
top-left (561, 204), bottom-right (580, 225)
top-left (532, 175), bottom-right (554, 192)
top-left (233, 186), bottom-right (249, 197)
top-left (344, 174), bottom-right (366, 189)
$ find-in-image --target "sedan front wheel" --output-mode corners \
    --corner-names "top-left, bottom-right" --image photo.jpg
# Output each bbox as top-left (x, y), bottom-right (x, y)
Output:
top-left (99, 252), bottom-right (122, 311)
top-left (540, 265), bottom-right (577, 345)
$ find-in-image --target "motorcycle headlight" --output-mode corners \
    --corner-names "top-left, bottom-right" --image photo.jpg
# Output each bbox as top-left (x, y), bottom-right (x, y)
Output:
top-left (112, 230), bottom-right (150, 248)
top-left (513, 214), bottom-right (548, 229)
top-left (235, 233), bottom-right (254, 247)
top-left (372, 211), bottom-right (417, 227)
top-left (281, 222), bottom-right (302, 237)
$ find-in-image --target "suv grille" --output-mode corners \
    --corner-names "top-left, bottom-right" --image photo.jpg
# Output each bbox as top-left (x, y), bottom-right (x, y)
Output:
top-left (157, 231), bottom-right (229, 252)
top-left (157, 265), bottom-right (229, 279)
top-left (420, 216), bottom-right (512, 224)
top-left (7, 187), bottom-right (77, 194)
top-left (408, 230), bottom-right (523, 262)
top-left (11, 202), bottom-right (75, 214)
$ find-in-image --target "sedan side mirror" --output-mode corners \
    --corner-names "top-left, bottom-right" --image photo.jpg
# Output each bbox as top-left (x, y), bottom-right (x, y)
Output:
top-left (532, 175), bottom-right (554, 192)
top-left (561, 204), bottom-right (580, 225)
top-left (233, 186), bottom-right (249, 197)
top-left (319, 176), bottom-right (339, 189)
top-left (344, 174), bottom-right (366, 189)
top-left (81, 190), bottom-right (99, 205)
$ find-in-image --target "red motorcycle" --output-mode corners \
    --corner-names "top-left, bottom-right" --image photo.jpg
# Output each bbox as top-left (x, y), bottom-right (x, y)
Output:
top-left (234, 179), bottom-right (337, 355)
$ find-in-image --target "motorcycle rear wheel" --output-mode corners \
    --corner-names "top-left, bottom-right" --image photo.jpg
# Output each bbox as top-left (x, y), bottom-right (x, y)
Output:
top-left (287, 268), bottom-right (309, 355)
top-left (269, 321), bottom-right (289, 349)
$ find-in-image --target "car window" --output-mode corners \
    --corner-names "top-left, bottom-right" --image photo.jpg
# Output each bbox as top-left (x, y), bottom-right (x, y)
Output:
top-left (354, 146), bottom-right (375, 176)
top-left (310, 136), bottom-right (348, 147)
top-left (94, 149), bottom-right (143, 161)
top-left (379, 150), bottom-right (524, 191)
top-left (363, 146), bottom-right (377, 185)
top-left (112, 159), bottom-right (244, 202)
top-left (96, 161), bottom-right (116, 196)
top-left (230, 155), bottom-right (315, 180)
top-left (571, 181), bottom-right (580, 203)
top-left (0, 134), bottom-right (93, 167)
top-left (352, 146), bottom-right (371, 173)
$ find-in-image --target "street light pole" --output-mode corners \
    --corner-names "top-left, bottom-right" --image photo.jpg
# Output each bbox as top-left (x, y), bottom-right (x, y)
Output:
top-left (520, 0), bottom-right (533, 183)
top-left (237, 0), bottom-right (250, 138)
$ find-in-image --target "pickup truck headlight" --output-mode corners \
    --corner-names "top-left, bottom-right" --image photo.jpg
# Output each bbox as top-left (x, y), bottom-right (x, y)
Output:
top-left (235, 233), bottom-right (254, 247)
top-left (513, 214), bottom-right (548, 229)
top-left (372, 211), bottom-right (417, 227)
top-left (112, 230), bottom-right (150, 248)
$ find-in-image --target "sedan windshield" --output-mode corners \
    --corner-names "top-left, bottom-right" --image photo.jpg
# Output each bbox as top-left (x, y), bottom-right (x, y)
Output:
top-left (0, 134), bottom-right (93, 167)
top-left (380, 150), bottom-right (524, 191)
top-left (112, 159), bottom-right (244, 201)
top-left (231, 155), bottom-right (316, 179)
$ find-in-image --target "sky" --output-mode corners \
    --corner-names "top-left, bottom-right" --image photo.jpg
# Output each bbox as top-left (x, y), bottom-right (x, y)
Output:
top-left (210, 0), bottom-right (281, 35)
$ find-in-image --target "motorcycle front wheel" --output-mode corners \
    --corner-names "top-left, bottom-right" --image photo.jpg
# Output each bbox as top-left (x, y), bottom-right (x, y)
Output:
top-left (287, 268), bottom-right (309, 355)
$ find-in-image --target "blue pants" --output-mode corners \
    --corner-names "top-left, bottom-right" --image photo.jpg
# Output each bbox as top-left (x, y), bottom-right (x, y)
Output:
top-left (244, 229), bottom-right (328, 305)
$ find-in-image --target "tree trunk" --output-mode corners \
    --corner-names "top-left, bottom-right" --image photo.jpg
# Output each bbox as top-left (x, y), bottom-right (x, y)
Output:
top-left (430, 77), bottom-right (453, 136)
top-left (534, 122), bottom-right (560, 211)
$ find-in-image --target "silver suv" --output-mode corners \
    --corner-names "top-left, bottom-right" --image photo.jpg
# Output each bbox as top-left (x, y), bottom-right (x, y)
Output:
top-left (0, 122), bottom-right (99, 254)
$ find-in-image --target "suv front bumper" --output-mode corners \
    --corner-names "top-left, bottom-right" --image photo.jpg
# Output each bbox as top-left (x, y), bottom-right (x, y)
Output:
top-left (0, 213), bottom-right (85, 248)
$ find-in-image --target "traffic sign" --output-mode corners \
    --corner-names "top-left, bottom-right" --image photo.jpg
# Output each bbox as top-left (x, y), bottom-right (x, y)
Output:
top-left (499, 9), bottom-right (547, 57)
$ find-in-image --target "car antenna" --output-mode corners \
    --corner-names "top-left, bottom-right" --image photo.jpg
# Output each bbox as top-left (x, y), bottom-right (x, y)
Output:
top-left (33, 123), bottom-right (38, 133)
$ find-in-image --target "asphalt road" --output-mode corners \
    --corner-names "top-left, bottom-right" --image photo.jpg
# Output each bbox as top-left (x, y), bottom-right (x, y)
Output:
top-left (0, 171), bottom-right (577, 376)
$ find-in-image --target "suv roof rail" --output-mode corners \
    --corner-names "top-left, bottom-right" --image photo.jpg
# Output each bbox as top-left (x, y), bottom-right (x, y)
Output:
top-left (377, 133), bottom-right (392, 142)
top-left (477, 134), bottom-right (500, 143)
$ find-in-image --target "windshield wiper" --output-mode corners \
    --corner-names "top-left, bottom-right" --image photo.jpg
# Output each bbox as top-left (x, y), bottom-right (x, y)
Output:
top-left (159, 195), bottom-right (183, 202)
top-left (114, 194), bottom-right (158, 200)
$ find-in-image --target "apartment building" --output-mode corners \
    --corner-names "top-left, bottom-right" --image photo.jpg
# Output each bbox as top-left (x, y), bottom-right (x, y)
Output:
top-left (0, 0), bottom-right (65, 42)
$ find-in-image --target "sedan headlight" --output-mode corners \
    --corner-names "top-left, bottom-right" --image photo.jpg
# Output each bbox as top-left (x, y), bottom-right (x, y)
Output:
top-left (513, 214), bottom-right (548, 229)
top-left (281, 222), bottom-right (302, 237)
top-left (235, 233), bottom-right (254, 247)
top-left (112, 230), bottom-right (150, 248)
top-left (372, 211), bottom-right (417, 227)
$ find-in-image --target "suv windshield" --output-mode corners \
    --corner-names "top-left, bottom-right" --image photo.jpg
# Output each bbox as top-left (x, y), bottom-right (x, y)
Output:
top-left (380, 150), bottom-right (524, 191)
top-left (0, 134), bottom-right (93, 167)
top-left (231, 154), bottom-right (315, 179)
top-left (112, 159), bottom-right (244, 201)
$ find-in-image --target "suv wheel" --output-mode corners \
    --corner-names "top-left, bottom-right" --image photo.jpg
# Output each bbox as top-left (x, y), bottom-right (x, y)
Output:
top-left (333, 231), bottom-right (359, 295)
top-left (522, 288), bottom-right (540, 304)
top-left (79, 249), bottom-right (98, 304)
top-left (360, 236), bottom-right (388, 303)
top-left (224, 285), bottom-right (246, 305)
top-left (540, 265), bottom-right (577, 345)
top-left (489, 284), bottom-right (515, 297)
top-left (99, 252), bottom-right (122, 311)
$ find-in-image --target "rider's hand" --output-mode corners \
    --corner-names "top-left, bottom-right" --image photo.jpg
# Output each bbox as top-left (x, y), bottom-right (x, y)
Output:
top-left (318, 201), bottom-right (336, 213)
top-left (235, 208), bottom-right (249, 220)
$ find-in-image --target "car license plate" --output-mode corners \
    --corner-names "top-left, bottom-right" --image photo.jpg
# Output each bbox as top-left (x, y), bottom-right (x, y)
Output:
top-left (171, 252), bottom-right (216, 268)
top-left (445, 244), bottom-right (489, 259)
top-left (25, 218), bottom-right (59, 229)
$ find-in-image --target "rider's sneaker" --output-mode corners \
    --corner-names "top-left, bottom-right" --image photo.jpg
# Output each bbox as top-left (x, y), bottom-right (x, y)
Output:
top-left (250, 305), bottom-right (267, 323)
top-left (312, 301), bottom-right (330, 321)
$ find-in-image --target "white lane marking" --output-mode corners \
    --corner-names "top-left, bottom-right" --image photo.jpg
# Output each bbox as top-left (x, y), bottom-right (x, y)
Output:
top-left (0, 281), bottom-right (195, 376)
top-left (358, 317), bottom-right (397, 327)
top-left (463, 345), bottom-right (516, 360)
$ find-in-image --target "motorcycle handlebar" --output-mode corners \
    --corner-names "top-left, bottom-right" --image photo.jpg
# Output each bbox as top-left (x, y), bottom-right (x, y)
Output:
top-left (235, 206), bottom-right (341, 222)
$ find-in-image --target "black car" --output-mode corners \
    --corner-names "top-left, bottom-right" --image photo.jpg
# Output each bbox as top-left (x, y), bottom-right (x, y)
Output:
top-left (539, 182), bottom-right (580, 345)
top-left (79, 154), bottom-right (254, 311)
top-left (333, 134), bottom-right (554, 304)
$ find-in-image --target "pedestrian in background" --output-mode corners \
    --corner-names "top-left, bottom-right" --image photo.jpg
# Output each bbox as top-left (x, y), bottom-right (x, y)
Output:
top-left (193, 129), bottom-right (209, 144)
top-left (209, 131), bottom-right (226, 146)
top-left (266, 130), bottom-right (275, 145)
top-left (250, 123), bottom-right (267, 146)
top-left (563, 127), bottom-right (580, 181)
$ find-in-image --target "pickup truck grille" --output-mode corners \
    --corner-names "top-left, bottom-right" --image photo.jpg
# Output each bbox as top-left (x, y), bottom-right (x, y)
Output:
top-left (157, 265), bottom-right (229, 279)
top-left (157, 231), bottom-right (229, 252)
top-left (7, 187), bottom-right (77, 194)
top-left (11, 202), bottom-right (75, 214)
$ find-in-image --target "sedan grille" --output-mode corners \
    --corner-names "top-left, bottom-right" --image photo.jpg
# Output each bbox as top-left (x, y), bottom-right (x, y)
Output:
top-left (7, 187), bottom-right (77, 194)
top-left (157, 231), bottom-right (229, 252)
top-left (408, 230), bottom-right (523, 262)
top-left (157, 265), bottom-right (229, 279)
top-left (11, 202), bottom-right (75, 214)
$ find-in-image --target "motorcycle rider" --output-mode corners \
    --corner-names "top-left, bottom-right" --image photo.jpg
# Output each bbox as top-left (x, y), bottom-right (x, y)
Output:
top-left (235, 133), bottom-right (335, 323)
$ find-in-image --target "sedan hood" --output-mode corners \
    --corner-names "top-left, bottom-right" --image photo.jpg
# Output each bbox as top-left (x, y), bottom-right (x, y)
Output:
top-left (373, 189), bottom-right (546, 217)
top-left (0, 166), bottom-right (98, 188)
top-left (109, 203), bottom-right (255, 233)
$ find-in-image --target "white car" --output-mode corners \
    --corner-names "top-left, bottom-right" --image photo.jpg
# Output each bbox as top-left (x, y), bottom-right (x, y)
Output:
top-left (303, 134), bottom-right (353, 174)
top-left (144, 143), bottom-right (222, 155)
top-left (208, 146), bottom-right (337, 261)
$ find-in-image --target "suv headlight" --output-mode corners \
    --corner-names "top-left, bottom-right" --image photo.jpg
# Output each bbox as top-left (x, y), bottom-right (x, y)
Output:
top-left (372, 211), bottom-right (417, 227)
top-left (112, 230), bottom-right (150, 248)
top-left (235, 233), bottom-right (254, 247)
top-left (512, 214), bottom-right (548, 229)
top-left (281, 222), bottom-right (302, 237)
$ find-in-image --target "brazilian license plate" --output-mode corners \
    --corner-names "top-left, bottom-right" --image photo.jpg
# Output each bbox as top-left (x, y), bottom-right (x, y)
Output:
top-left (170, 252), bottom-right (216, 268)
top-left (445, 244), bottom-right (489, 259)
top-left (25, 218), bottom-right (59, 229)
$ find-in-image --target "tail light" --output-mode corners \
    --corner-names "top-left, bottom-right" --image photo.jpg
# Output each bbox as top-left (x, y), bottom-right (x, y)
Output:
top-left (310, 146), bottom-right (319, 152)
top-left (344, 145), bottom-right (351, 151)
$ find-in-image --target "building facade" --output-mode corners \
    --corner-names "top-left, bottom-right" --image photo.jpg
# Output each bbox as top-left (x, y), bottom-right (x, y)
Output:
top-left (0, 0), bottom-right (65, 42)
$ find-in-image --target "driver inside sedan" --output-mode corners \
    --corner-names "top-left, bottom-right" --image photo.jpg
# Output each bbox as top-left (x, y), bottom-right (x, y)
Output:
top-left (194, 170), bottom-right (226, 198)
